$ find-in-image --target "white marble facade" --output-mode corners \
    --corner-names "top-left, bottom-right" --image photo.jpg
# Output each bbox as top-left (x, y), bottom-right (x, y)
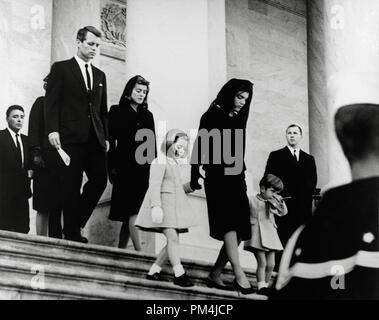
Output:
top-left (0, 0), bottom-right (52, 130)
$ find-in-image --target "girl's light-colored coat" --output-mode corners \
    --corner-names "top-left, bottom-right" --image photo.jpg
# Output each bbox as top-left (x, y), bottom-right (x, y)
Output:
top-left (135, 158), bottom-right (198, 233)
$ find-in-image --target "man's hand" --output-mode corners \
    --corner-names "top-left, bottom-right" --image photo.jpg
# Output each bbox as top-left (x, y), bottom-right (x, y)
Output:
top-left (106, 140), bottom-right (110, 152)
top-left (48, 132), bottom-right (61, 149)
top-left (151, 206), bottom-right (164, 224)
top-left (33, 154), bottom-right (45, 168)
top-left (31, 147), bottom-right (45, 168)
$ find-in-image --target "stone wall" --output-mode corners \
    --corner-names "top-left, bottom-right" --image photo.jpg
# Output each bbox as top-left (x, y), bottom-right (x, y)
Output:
top-left (0, 0), bottom-right (53, 130)
top-left (226, 0), bottom-right (308, 193)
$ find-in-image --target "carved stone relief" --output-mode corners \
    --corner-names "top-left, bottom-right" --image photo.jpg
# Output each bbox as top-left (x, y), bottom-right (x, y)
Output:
top-left (100, 0), bottom-right (126, 61)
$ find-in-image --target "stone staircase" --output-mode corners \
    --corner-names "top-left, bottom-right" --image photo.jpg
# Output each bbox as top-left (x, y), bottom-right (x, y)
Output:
top-left (0, 231), bottom-right (267, 300)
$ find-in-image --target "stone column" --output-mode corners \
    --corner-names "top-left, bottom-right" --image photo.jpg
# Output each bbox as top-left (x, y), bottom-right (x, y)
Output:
top-left (307, 0), bottom-right (379, 190)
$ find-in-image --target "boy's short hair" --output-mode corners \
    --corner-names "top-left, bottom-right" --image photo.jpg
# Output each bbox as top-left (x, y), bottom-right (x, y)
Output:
top-left (259, 174), bottom-right (284, 192)
top-left (6, 105), bottom-right (24, 118)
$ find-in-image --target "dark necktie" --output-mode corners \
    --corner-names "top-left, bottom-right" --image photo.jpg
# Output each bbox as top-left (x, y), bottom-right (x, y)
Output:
top-left (293, 149), bottom-right (298, 162)
top-left (15, 133), bottom-right (22, 167)
top-left (85, 64), bottom-right (91, 93)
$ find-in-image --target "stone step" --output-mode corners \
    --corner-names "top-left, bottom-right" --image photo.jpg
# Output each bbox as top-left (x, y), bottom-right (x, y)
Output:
top-left (0, 257), bottom-right (264, 300)
top-left (0, 231), bottom-right (267, 300)
top-left (0, 231), bottom-right (260, 287)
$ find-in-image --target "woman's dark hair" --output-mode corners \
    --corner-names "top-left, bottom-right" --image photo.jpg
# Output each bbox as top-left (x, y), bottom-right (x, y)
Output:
top-left (43, 74), bottom-right (49, 91)
top-left (259, 174), bottom-right (284, 192)
top-left (213, 78), bottom-right (254, 126)
top-left (119, 75), bottom-right (150, 109)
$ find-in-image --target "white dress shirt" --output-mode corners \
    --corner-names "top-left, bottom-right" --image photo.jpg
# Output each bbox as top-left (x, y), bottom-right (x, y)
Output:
top-left (7, 127), bottom-right (24, 167)
top-left (287, 145), bottom-right (300, 161)
top-left (74, 55), bottom-right (93, 91)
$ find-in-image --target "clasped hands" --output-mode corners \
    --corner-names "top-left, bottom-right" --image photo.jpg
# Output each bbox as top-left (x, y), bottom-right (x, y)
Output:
top-left (190, 173), bottom-right (205, 191)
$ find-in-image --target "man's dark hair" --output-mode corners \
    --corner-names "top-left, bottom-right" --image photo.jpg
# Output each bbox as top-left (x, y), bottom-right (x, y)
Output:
top-left (286, 124), bottom-right (303, 135)
top-left (6, 105), bottom-right (24, 118)
top-left (77, 26), bottom-right (102, 42)
top-left (335, 103), bottom-right (379, 162)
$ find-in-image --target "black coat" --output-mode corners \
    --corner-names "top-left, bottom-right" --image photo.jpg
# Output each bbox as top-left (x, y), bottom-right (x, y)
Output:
top-left (28, 97), bottom-right (60, 212)
top-left (264, 147), bottom-right (317, 243)
top-left (0, 129), bottom-right (31, 233)
top-left (44, 58), bottom-right (108, 150)
top-left (191, 104), bottom-right (251, 241)
top-left (108, 103), bottom-right (156, 221)
top-left (271, 177), bottom-right (379, 300)
top-left (28, 97), bottom-right (46, 150)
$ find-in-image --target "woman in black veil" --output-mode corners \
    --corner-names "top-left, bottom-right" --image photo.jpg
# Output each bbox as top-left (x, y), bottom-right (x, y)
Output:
top-left (190, 78), bottom-right (255, 294)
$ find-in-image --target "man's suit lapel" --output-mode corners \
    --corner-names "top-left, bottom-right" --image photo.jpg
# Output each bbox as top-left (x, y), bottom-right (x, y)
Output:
top-left (69, 58), bottom-right (88, 95)
top-left (4, 129), bottom-right (20, 166)
top-left (21, 135), bottom-right (28, 169)
top-left (298, 150), bottom-right (307, 166)
top-left (283, 147), bottom-right (294, 162)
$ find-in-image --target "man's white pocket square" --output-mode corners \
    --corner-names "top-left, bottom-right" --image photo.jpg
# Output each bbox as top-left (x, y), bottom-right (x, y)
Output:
top-left (99, 83), bottom-right (103, 87)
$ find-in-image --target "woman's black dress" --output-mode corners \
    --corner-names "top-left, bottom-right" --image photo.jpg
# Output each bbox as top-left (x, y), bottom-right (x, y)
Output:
top-left (192, 104), bottom-right (251, 241)
top-left (108, 103), bottom-right (156, 222)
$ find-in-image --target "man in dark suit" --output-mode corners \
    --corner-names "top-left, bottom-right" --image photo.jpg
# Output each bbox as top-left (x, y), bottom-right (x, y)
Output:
top-left (0, 105), bottom-right (31, 233)
top-left (264, 124), bottom-right (317, 250)
top-left (44, 26), bottom-right (109, 242)
top-left (272, 104), bottom-right (379, 300)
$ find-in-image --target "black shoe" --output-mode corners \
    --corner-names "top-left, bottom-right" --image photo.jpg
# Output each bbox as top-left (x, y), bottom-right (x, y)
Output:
top-left (205, 277), bottom-right (233, 291)
top-left (233, 279), bottom-right (256, 295)
top-left (257, 287), bottom-right (270, 296)
top-left (65, 235), bottom-right (88, 243)
top-left (79, 236), bottom-right (88, 243)
top-left (173, 274), bottom-right (194, 287)
top-left (79, 228), bottom-right (88, 243)
top-left (146, 273), bottom-right (165, 282)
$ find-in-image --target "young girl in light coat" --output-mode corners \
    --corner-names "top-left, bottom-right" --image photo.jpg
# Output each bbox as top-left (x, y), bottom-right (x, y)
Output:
top-left (135, 129), bottom-right (199, 287)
